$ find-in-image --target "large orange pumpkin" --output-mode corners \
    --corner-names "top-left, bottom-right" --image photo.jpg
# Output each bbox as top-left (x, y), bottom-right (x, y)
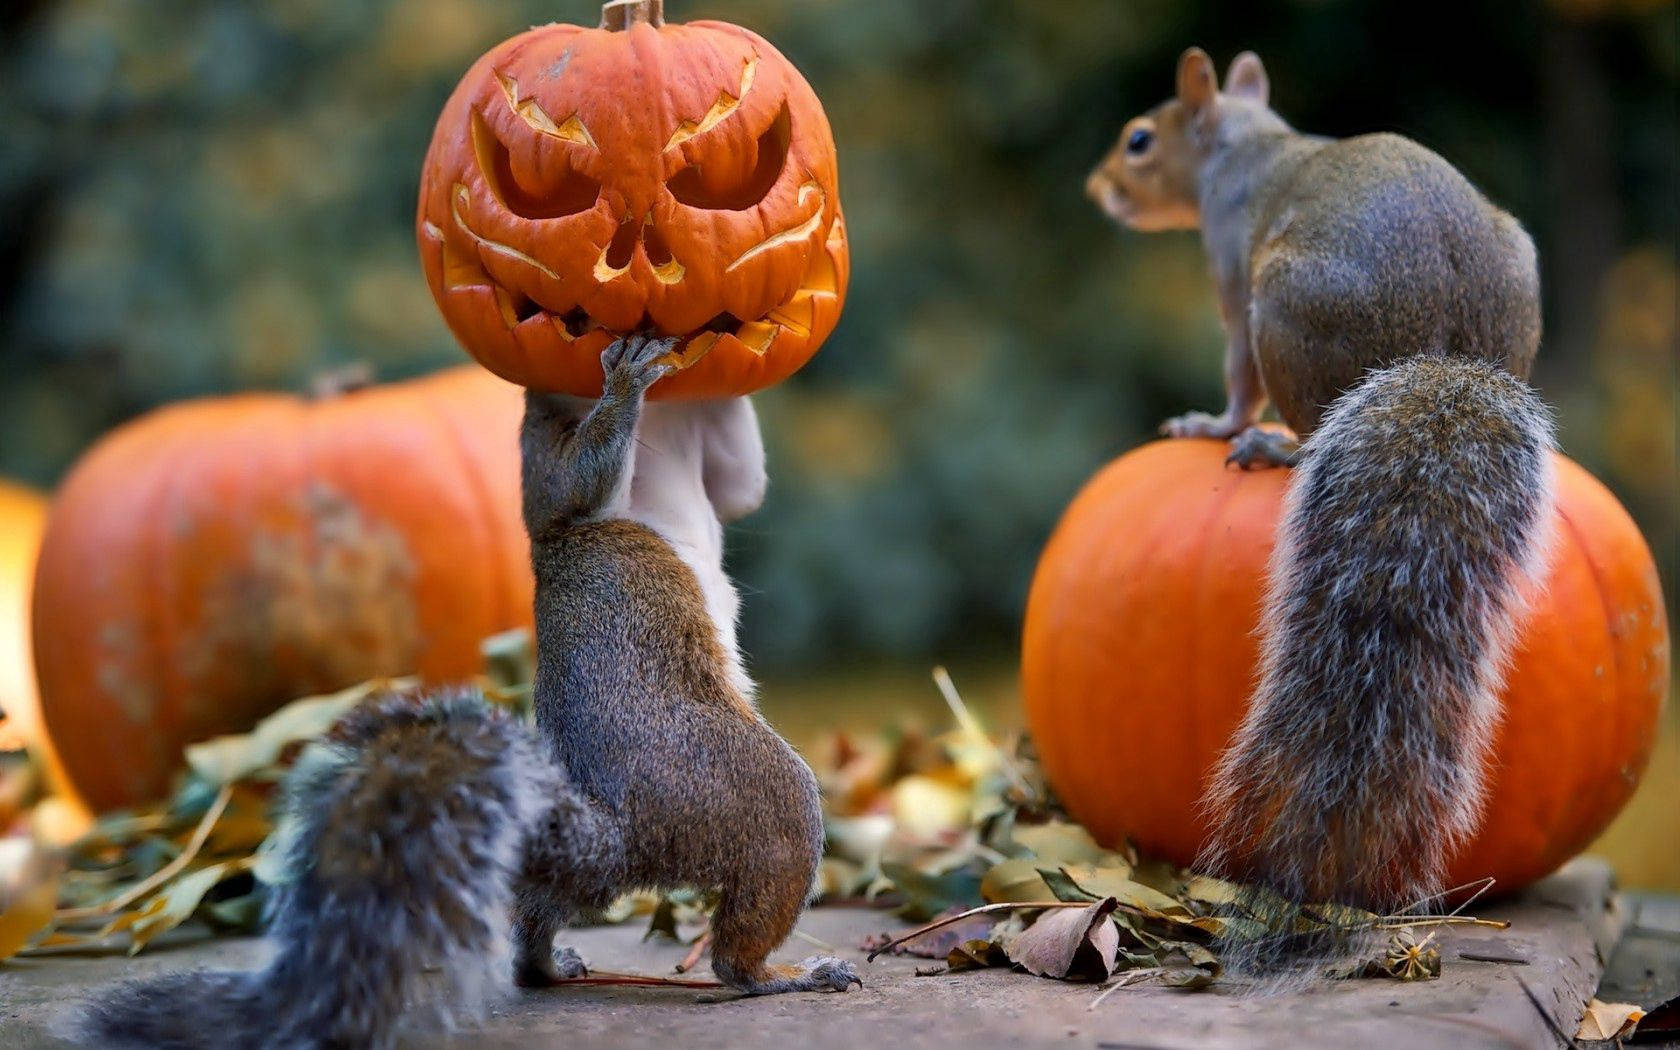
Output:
top-left (1022, 439), bottom-right (1669, 894)
top-left (417, 0), bottom-right (848, 400)
top-left (31, 367), bottom-right (535, 811)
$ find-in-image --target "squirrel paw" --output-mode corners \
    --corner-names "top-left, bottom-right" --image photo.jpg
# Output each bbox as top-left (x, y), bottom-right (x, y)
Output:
top-left (1160, 410), bottom-right (1246, 440)
top-left (1225, 426), bottom-right (1302, 470)
top-left (735, 956), bottom-right (863, 996)
top-left (601, 332), bottom-right (677, 393)
top-left (798, 956), bottom-right (864, 992)
top-left (514, 946), bottom-right (590, 988)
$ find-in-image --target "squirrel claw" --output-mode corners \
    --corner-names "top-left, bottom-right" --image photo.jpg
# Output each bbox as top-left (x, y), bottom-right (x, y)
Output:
top-left (1225, 426), bottom-right (1302, 470)
top-left (799, 956), bottom-right (863, 993)
top-left (601, 332), bottom-right (677, 393)
top-left (514, 946), bottom-right (589, 987)
top-left (1161, 410), bottom-right (1244, 440)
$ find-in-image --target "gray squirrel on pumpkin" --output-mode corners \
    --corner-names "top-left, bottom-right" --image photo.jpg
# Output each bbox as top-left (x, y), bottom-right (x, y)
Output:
top-left (1086, 48), bottom-right (1556, 974)
top-left (72, 335), bottom-right (860, 1050)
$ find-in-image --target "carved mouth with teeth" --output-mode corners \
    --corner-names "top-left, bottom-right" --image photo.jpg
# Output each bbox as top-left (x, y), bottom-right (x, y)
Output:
top-left (438, 192), bottom-right (844, 367)
top-left (419, 170), bottom-right (847, 398)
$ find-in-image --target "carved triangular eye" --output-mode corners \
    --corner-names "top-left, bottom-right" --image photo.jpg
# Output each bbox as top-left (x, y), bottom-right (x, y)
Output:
top-left (666, 104), bottom-right (790, 211)
top-left (471, 110), bottom-right (601, 219)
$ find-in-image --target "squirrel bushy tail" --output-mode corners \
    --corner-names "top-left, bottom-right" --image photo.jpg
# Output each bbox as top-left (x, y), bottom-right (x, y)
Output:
top-left (1199, 356), bottom-right (1555, 971)
top-left (73, 689), bottom-right (556, 1050)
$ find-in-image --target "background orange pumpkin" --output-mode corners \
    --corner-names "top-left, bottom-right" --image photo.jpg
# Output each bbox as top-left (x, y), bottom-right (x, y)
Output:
top-left (1022, 439), bottom-right (1669, 895)
top-left (31, 367), bottom-right (535, 811)
top-left (417, 0), bottom-right (848, 400)
top-left (0, 481), bottom-right (47, 743)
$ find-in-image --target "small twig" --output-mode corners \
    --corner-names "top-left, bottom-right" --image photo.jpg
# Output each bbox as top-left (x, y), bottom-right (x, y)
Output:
top-left (563, 969), bottom-right (723, 989)
top-left (1088, 968), bottom-right (1165, 1010)
top-left (931, 666), bottom-right (1030, 795)
top-left (866, 900), bottom-right (1088, 961)
top-left (674, 929), bottom-right (712, 973)
top-left (1458, 951), bottom-right (1531, 965)
top-left (54, 785), bottom-right (233, 923)
top-left (1373, 917), bottom-right (1510, 931)
top-left (1401, 876), bottom-right (1497, 915)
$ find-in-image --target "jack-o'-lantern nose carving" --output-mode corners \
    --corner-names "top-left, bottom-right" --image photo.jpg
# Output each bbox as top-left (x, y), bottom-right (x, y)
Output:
top-left (595, 214), bottom-right (685, 285)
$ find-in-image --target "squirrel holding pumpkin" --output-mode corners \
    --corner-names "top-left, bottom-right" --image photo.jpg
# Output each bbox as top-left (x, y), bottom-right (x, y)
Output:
top-left (75, 335), bottom-right (860, 1049)
top-left (1087, 48), bottom-right (1556, 969)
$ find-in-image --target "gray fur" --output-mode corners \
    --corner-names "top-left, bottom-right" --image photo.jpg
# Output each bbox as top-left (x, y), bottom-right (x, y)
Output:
top-left (1094, 51), bottom-right (1559, 978)
top-left (72, 334), bottom-right (855, 1046)
top-left (514, 334), bottom-right (856, 995)
top-left (1199, 358), bottom-right (1555, 971)
top-left (74, 689), bottom-right (557, 1049)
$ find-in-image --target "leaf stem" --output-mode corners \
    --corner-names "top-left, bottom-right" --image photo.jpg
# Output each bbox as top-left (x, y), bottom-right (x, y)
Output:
top-left (865, 900), bottom-right (1089, 961)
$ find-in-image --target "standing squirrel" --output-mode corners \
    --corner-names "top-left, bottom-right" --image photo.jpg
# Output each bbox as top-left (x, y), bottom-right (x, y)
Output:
top-left (1087, 50), bottom-right (1556, 965)
top-left (75, 334), bottom-right (858, 1049)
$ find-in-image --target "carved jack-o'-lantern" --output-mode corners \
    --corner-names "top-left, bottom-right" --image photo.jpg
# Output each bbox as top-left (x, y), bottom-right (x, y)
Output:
top-left (417, 0), bottom-right (848, 399)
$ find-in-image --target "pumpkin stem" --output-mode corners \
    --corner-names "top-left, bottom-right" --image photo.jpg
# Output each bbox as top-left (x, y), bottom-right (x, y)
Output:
top-left (600, 0), bottom-right (663, 30)
top-left (308, 363), bottom-right (376, 399)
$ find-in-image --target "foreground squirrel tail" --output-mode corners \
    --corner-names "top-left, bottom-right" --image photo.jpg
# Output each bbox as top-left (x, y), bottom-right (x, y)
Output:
top-left (1200, 357), bottom-right (1556, 970)
top-left (73, 690), bottom-right (554, 1050)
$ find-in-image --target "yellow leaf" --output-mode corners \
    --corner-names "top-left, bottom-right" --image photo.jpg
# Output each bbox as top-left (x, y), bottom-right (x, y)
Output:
top-left (1011, 821), bottom-right (1114, 867)
top-left (127, 859), bottom-right (250, 955)
top-left (980, 857), bottom-right (1055, 904)
top-left (185, 677), bottom-right (414, 786)
top-left (1576, 998), bottom-right (1645, 1041)
top-left (0, 872), bottom-right (58, 960)
top-left (1058, 864), bottom-right (1191, 917)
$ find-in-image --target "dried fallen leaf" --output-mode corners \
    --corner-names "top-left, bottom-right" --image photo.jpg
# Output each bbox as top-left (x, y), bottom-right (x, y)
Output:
top-left (185, 678), bottom-right (414, 786)
top-left (1010, 822), bottom-right (1111, 867)
top-left (0, 866), bottom-right (57, 961)
top-left (1055, 865), bottom-right (1190, 917)
top-left (980, 857), bottom-right (1055, 904)
top-left (1628, 993), bottom-right (1679, 1043)
top-left (1006, 897), bottom-right (1119, 981)
top-left (863, 906), bottom-right (998, 959)
top-left (946, 938), bottom-right (1009, 972)
top-left (880, 861), bottom-right (983, 922)
top-left (127, 859), bottom-right (251, 955)
top-left (1576, 998), bottom-right (1646, 1041)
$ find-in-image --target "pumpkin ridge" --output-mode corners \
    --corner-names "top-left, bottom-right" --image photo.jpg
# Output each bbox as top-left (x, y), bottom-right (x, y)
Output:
top-left (411, 380), bottom-right (512, 638)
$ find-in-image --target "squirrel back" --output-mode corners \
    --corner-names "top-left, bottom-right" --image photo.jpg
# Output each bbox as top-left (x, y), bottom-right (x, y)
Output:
top-left (1091, 48), bottom-right (1557, 972)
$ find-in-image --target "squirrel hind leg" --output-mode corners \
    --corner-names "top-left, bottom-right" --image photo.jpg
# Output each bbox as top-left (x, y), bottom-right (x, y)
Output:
top-left (708, 872), bottom-right (861, 995)
top-left (510, 787), bottom-right (627, 987)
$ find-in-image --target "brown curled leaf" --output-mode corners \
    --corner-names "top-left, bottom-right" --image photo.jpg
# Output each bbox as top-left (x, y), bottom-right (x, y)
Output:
top-left (1006, 897), bottom-right (1119, 981)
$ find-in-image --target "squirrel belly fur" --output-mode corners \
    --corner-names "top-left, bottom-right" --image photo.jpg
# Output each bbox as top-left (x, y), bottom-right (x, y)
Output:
top-left (1089, 49), bottom-right (1557, 970)
top-left (73, 334), bottom-right (856, 1049)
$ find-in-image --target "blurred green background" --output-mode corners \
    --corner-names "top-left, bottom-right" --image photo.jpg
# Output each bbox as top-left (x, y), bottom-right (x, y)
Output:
top-left (0, 0), bottom-right (1674, 876)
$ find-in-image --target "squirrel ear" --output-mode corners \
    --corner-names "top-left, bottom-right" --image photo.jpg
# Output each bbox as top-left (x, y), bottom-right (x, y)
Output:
top-left (1176, 47), bottom-right (1217, 112)
top-left (1225, 51), bottom-right (1269, 104)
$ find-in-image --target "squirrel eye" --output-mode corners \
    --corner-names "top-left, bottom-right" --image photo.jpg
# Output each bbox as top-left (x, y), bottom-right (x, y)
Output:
top-left (1126, 127), bottom-right (1154, 155)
